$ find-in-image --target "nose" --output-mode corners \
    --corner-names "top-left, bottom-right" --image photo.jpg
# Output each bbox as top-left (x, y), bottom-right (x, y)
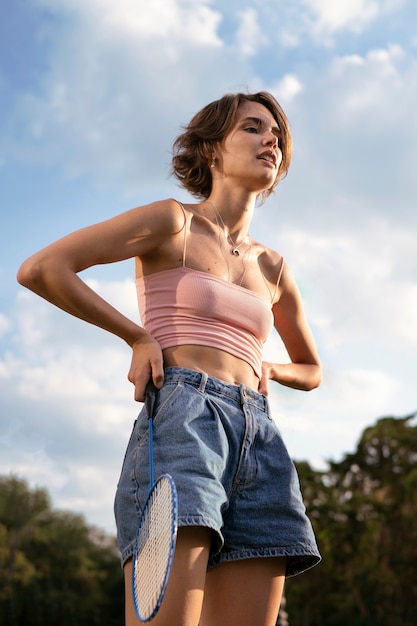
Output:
top-left (263, 129), bottom-right (278, 147)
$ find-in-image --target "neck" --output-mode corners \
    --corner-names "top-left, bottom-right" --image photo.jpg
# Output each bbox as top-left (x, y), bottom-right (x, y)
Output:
top-left (205, 190), bottom-right (256, 237)
top-left (205, 198), bottom-right (253, 257)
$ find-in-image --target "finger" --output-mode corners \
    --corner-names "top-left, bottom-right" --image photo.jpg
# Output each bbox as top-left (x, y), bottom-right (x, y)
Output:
top-left (150, 355), bottom-right (165, 389)
top-left (258, 377), bottom-right (269, 396)
top-left (152, 368), bottom-right (164, 389)
top-left (134, 382), bottom-right (149, 402)
top-left (131, 369), bottom-right (152, 402)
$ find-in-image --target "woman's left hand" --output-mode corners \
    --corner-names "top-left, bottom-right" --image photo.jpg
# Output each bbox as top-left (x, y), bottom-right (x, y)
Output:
top-left (258, 361), bottom-right (272, 396)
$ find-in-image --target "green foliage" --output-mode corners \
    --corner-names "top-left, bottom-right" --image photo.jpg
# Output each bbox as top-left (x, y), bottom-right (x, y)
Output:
top-left (0, 476), bottom-right (123, 626)
top-left (285, 412), bottom-right (417, 626)
top-left (2, 413), bottom-right (416, 625)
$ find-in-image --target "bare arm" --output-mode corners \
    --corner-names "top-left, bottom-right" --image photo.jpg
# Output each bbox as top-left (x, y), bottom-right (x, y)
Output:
top-left (16, 199), bottom-right (184, 400)
top-left (258, 264), bottom-right (322, 395)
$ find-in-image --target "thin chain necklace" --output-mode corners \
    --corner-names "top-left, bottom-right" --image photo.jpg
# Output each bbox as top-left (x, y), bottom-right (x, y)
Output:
top-left (208, 201), bottom-right (250, 256)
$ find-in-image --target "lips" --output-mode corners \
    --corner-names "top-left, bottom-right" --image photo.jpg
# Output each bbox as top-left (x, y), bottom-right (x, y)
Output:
top-left (257, 151), bottom-right (277, 167)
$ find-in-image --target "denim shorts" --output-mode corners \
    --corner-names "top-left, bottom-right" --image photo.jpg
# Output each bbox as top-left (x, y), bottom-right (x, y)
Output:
top-left (114, 367), bottom-right (321, 577)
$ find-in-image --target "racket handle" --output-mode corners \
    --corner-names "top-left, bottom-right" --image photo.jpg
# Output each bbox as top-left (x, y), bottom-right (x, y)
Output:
top-left (145, 381), bottom-right (157, 419)
top-left (145, 382), bottom-right (157, 489)
top-left (149, 417), bottom-right (154, 489)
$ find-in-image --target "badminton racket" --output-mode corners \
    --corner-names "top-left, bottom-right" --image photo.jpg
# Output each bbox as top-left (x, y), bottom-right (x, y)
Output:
top-left (132, 383), bottom-right (178, 622)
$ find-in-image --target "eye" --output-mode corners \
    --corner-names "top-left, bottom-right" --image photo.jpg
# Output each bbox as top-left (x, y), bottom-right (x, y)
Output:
top-left (244, 126), bottom-right (259, 133)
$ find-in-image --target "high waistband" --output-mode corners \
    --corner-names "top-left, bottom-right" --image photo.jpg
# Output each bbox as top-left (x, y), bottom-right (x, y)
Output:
top-left (162, 366), bottom-right (270, 414)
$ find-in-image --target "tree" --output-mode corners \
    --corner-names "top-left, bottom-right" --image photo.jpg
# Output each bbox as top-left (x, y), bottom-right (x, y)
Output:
top-left (284, 413), bottom-right (417, 626)
top-left (0, 476), bottom-right (49, 600)
top-left (0, 476), bottom-right (123, 626)
top-left (2, 412), bottom-right (417, 625)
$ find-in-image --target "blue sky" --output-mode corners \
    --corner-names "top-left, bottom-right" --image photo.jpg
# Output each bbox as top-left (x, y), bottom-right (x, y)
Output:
top-left (1, 0), bottom-right (416, 534)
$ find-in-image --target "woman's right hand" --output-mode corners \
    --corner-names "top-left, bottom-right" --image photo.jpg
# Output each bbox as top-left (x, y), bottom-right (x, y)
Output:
top-left (128, 335), bottom-right (165, 402)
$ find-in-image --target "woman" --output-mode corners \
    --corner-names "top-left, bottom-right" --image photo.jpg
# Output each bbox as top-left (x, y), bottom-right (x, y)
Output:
top-left (17, 91), bottom-right (322, 626)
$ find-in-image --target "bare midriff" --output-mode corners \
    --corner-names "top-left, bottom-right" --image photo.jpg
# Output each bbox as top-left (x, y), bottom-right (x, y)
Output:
top-left (163, 345), bottom-right (260, 391)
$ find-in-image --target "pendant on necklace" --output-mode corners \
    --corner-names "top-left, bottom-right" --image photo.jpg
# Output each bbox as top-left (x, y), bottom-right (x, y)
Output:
top-left (231, 248), bottom-right (240, 256)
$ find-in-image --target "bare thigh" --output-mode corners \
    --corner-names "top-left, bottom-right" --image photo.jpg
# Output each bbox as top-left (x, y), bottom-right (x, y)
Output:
top-left (200, 557), bottom-right (287, 626)
top-left (124, 527), bottom-right (212, 626)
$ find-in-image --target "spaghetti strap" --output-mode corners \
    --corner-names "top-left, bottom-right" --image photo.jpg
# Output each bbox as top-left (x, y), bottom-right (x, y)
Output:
top-left (271, 256), bottom-right (285, 303)
top-left (172, 199), bottom-right (187, 267)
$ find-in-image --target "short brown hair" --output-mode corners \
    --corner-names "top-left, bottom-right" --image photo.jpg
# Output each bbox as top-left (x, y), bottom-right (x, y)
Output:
top-left (171, 91), bottom-right (292, 200)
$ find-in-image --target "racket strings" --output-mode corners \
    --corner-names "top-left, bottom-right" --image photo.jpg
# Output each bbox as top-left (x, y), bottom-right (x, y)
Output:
top-left (133, 476), bottom-right (176, 620)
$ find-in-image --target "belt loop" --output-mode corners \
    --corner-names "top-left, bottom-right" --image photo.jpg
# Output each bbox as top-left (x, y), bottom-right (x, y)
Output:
top-left (198, 371), bottom-right (208, 393)
top-left (239, 385), bottom-right (247, 406)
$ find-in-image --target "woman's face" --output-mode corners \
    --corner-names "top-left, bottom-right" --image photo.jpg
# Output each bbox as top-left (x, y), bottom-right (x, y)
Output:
top-left (215, 100), bottom-right (283, 193)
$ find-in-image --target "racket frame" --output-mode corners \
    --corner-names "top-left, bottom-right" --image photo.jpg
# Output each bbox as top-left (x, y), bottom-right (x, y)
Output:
top-left (131, 384), bottom-right (178, 622)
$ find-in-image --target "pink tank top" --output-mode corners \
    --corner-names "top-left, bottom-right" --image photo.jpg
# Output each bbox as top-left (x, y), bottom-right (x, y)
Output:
top-left (136, 202), bottom-right (284, 378)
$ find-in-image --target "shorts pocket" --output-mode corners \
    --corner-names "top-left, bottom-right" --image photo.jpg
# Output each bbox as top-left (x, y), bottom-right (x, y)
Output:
top-left (152, 380), bottom-right (185, 425)
top-left (134, 381), bottom-right (185, 447)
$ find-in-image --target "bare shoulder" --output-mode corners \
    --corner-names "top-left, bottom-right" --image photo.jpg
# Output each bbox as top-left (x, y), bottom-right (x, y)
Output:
top-left (125, 197), bottom-right (186, 237)
top-left (255, 241), bottom-right (285, 283)
top-left (108, 197), bottom-right (187, 260)
top-left (20, 198), bottom-right (187, 274)
top-left (273, 261), bottom-right (304, 312)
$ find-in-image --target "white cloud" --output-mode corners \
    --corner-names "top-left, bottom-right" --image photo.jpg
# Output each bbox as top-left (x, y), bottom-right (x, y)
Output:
top-left (265, 43), bottom-right (417, 233)
top-left (302, 0), bottom-right (379, 35)
top-left (0, 314), bottom-right (11, 337)
top-left (329, 44), bottom-right (405, 115)
top-left (2, 273), bottom-right (403, 479)
top-left (278, 29), bottom-right (301, 49)
top-left (279, 220), bottom-right (417, 353)
top-left (85, 276), bottom-right (139, 321)
top-left (235, 8), bottom-right (267, 58)
top-left (291, 0), bottom-right (408, 46)
top-left (2, 0), bottom-right (417, 533)
top-left (8, 0), bottom-right (251, 194)
top-left (8, 3), bottom-right (415, 210)
top-left (265, 363), bottom-right (401, 468)
top-left (4, 222), bottom-right (416, 531)
top-left (270, 74), bottom-right (304, 104)
top-left (36, 0), bottom-right (223, 45)
top-left (1, 287), bottom-right (138, 532)
top-left (265, 352), bottom-right (408, 469)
